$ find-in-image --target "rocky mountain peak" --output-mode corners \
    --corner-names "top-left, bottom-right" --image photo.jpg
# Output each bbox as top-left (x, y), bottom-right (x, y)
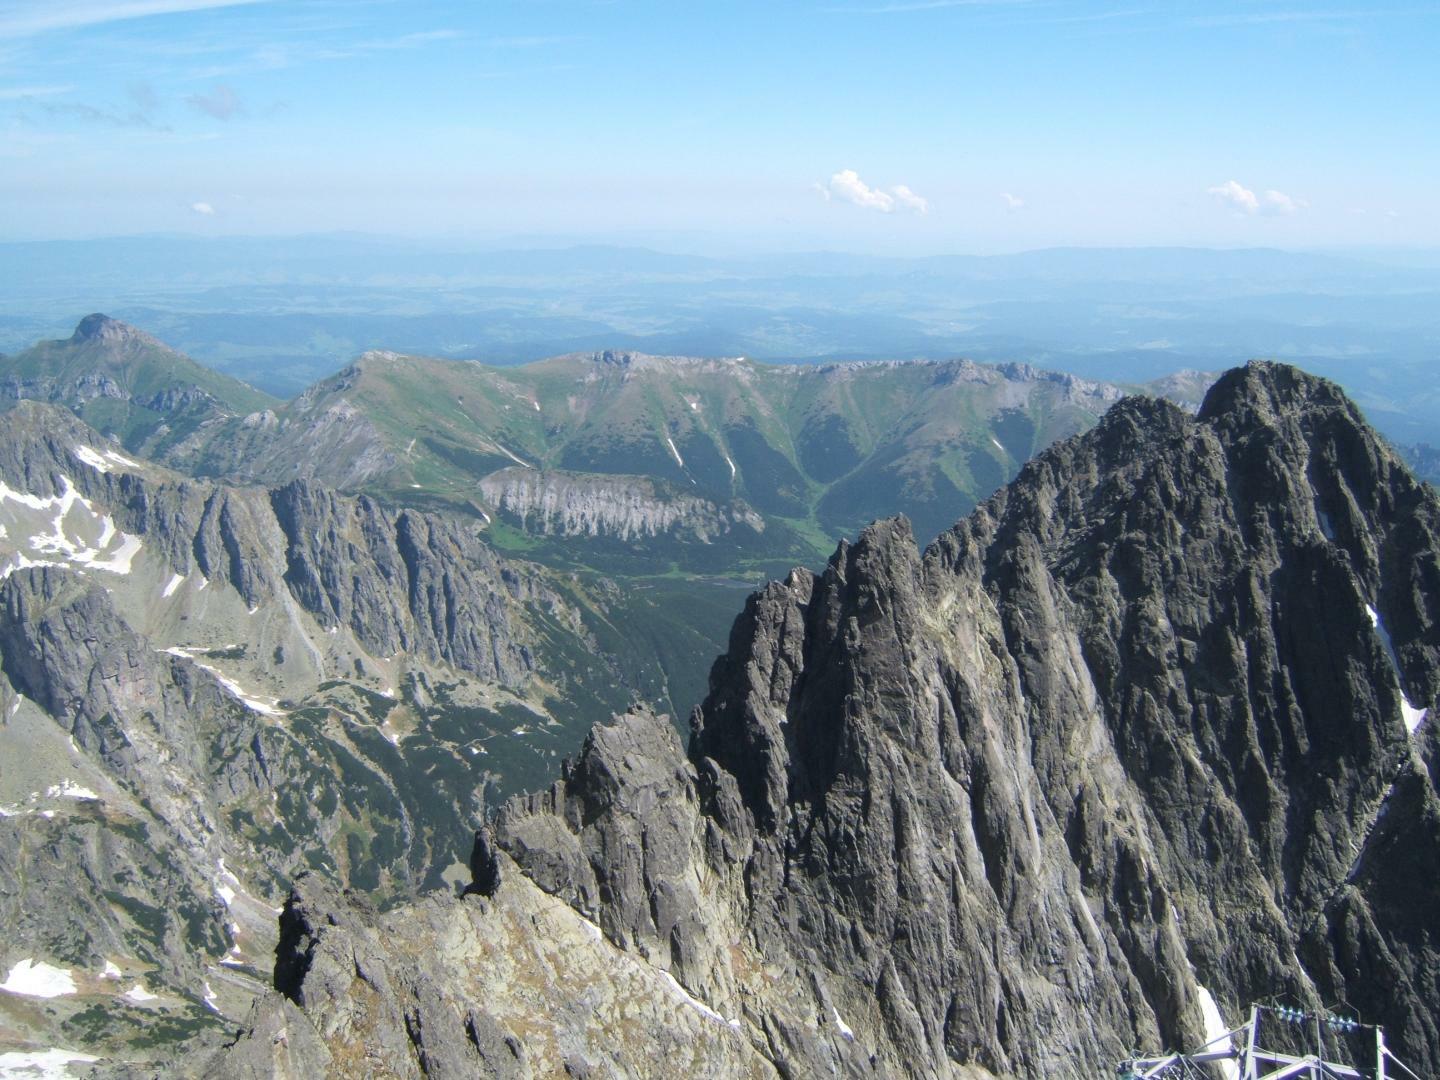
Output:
top-left (498, 361), bottom-right (1439, 1075)
top-left (1198, 358), bottom-right (1359, 432)
top-left (69, 313), bottom-right (161, 349)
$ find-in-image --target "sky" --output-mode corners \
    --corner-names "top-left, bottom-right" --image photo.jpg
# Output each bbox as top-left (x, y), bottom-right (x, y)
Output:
top-left (1, 0), bottom-right (1438, 253)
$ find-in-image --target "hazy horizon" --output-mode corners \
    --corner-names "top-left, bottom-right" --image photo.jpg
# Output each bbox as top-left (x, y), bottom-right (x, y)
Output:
top-left (4, 1), bottom-right (1438, 251)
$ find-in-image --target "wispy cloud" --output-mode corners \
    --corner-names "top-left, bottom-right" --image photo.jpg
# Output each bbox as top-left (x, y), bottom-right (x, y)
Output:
top-left (0, 84), bottom-right (73, 101)
top-left (1187, 9), bottom-right (1385, 28)
top-left (835, 0), bottom-right (1030, 12)
top-left (191, 201), bottom-right (215, 215)
top-left (186, 83), bottom-right (242, 120)
top-left (1207, 179), bottom-right (1306, 216)
top-left (1000, 192), bottom-right (1024, 211)
top-left (313, 29), bottom-right (462, 62)
top-left (818, 169), bottom-right (930, 214)
top-left (484, 35), bottom-right (576, 49)
top-left (0, 1), bottom-right (273, 39)
top-left (24, 98), bottom-right (166, 129)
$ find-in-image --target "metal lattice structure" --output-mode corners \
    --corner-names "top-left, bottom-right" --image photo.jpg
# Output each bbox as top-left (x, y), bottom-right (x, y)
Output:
top-left (1118, 1004), bottom-right (1424, 1080)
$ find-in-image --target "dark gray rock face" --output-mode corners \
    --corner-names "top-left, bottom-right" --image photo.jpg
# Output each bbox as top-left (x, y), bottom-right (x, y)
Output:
top-left (0, 566), bottom-right (278, 996)
top-left (0, 401), bottom-right (553, 689)
top-left (268, 480), bottom-right (539, 684)
top-left (487, 362), bottom-right (1438, 1076)
top-left (490, 707), bottom-right (706, 960)
top-left (183, 362), bottom-right (1440, 1078)
top-left (0, 401), bottom-right (642, 1071)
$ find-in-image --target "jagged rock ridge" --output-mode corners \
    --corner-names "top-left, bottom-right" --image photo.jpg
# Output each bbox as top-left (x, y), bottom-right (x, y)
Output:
top-left (219, 361), bottom-right (1438, 1077)
top-left (0, 402), bottom-right (672, 1069)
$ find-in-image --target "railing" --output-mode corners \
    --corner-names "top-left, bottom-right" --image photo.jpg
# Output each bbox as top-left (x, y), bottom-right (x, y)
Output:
top-left (1118, 1003), bottom-right (1423, 1080)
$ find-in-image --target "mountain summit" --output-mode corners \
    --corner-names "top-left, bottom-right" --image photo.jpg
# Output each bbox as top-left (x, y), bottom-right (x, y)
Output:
top-left (0, 315), bottom-right (275, 457)
top-left (207, 360), bottom-right (1438, 1078)
top-left (69, 312), bottom-right (162, 348)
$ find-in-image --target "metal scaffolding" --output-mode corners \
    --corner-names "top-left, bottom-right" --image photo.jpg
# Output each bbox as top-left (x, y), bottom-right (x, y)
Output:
top-left (1117, 1003), bottom-right (1424, 1080)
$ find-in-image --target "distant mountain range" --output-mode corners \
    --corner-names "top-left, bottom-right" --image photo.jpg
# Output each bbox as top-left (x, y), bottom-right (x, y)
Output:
top-left (214, 361), bottom-right (1440, 1078)
top-left (3, 239), bottom-right (1437, 452)
top-left (1, 317), bottom-right (1216, 573)
top-left (0, 314), bottom-right (274, 456)
top-left (0, 316), bottom-right (1435, 1074)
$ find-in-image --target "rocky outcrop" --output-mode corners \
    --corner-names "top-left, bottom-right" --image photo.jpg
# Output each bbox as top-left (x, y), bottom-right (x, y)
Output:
top-left (0, 401), bottom-right (667, 1071)
top-left (479, 468), bottom-right (765, 543)
top-left (0, 401), bottom-right (558, 690)
top-left (245, 362), bottom-right (1440, 1078)
top-left (208, 867), bottom-right (779, 1080)
top-left (0, 316), bottom-right (273, 462)
top-left (269, 480), bottom-right (540, 684)
top-left (36, 360), bottom-right (1440, 1077)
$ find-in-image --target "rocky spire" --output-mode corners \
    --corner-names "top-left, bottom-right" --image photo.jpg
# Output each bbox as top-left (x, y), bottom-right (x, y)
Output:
top-left (68, 313), bottom-right (161, 348)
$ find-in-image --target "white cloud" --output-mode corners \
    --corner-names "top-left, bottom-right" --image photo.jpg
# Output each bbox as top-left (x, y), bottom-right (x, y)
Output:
top-left (191, 201), bottom-right (215, 215)
top-left (891, 184), bottom-right (930, 214)
top-left (1207, 179), bottom-right (1260, 214)
top-left (1000, 192), bottom-right (1024, 211)
top-left (819, 169), bottom-right (929, 214)
top-left (1261, 188), bottom-right (1302, 215)
top-left (824, 169), bottom-right (894, 211)
top-left (1207, 179), bottom-right (1305, 216)
top-left (0, 1), bottom-right (271, 39)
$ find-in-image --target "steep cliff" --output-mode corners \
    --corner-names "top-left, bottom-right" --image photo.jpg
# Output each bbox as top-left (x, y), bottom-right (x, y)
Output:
top-left (224, 362), bottom-right (1438, 1078)
top-left (0, 402), bottom-right (670, 1070)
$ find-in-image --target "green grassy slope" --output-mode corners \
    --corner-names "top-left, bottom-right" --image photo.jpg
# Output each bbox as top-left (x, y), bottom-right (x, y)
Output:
top-left (0, 315), bottom-right (277, 452)
top-left (193, 348), bottom-right (1132, 569)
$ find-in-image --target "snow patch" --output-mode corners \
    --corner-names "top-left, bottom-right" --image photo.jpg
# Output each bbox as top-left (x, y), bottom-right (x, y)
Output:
top-left (664, 436), bottom-right (685, 469)
top-left (832, 1006), bottom-right (855, 1040)
top-left (491, 440), bottom-right (532, 469)
top-left (73, 446), bottom-right (113, 473)
top-left (1402, 703), bottom-right (1428, 734)
top-left (123, 984), bottom-right (159, 1003)
top-left (1195, 985), bottom-right (1238, 1080)
top-left (1, 959), bottom-right (77, 998)
top-left (162, 572), bottom-right (185, 598)
top-left (202, 982), bottom-right (220, 1013)
top-left (101, 961), bottom-right (121, 980)
top-left (163, 647), bottom-right (283, 716)
top-left (0, 1048), bottom-right (99, 1078)
top-left (0, 475), bottom-right (141, 579)
top-left (990, 436), bottom-right (1005, 453)
top-left (215, 858), bottom-right (241, 907)
top-left (659, 970), bottom-right (741, 1030)
top-left (1367, 604), bottom-right (1429, 733)
top-left (45, 781), bottom-right (98, 801)
top-left (724, 453), bottom-right (736, 480)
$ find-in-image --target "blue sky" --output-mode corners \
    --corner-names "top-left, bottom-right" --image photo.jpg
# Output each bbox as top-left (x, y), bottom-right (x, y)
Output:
top-left (2, 0), bottom-right (1437, 252)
